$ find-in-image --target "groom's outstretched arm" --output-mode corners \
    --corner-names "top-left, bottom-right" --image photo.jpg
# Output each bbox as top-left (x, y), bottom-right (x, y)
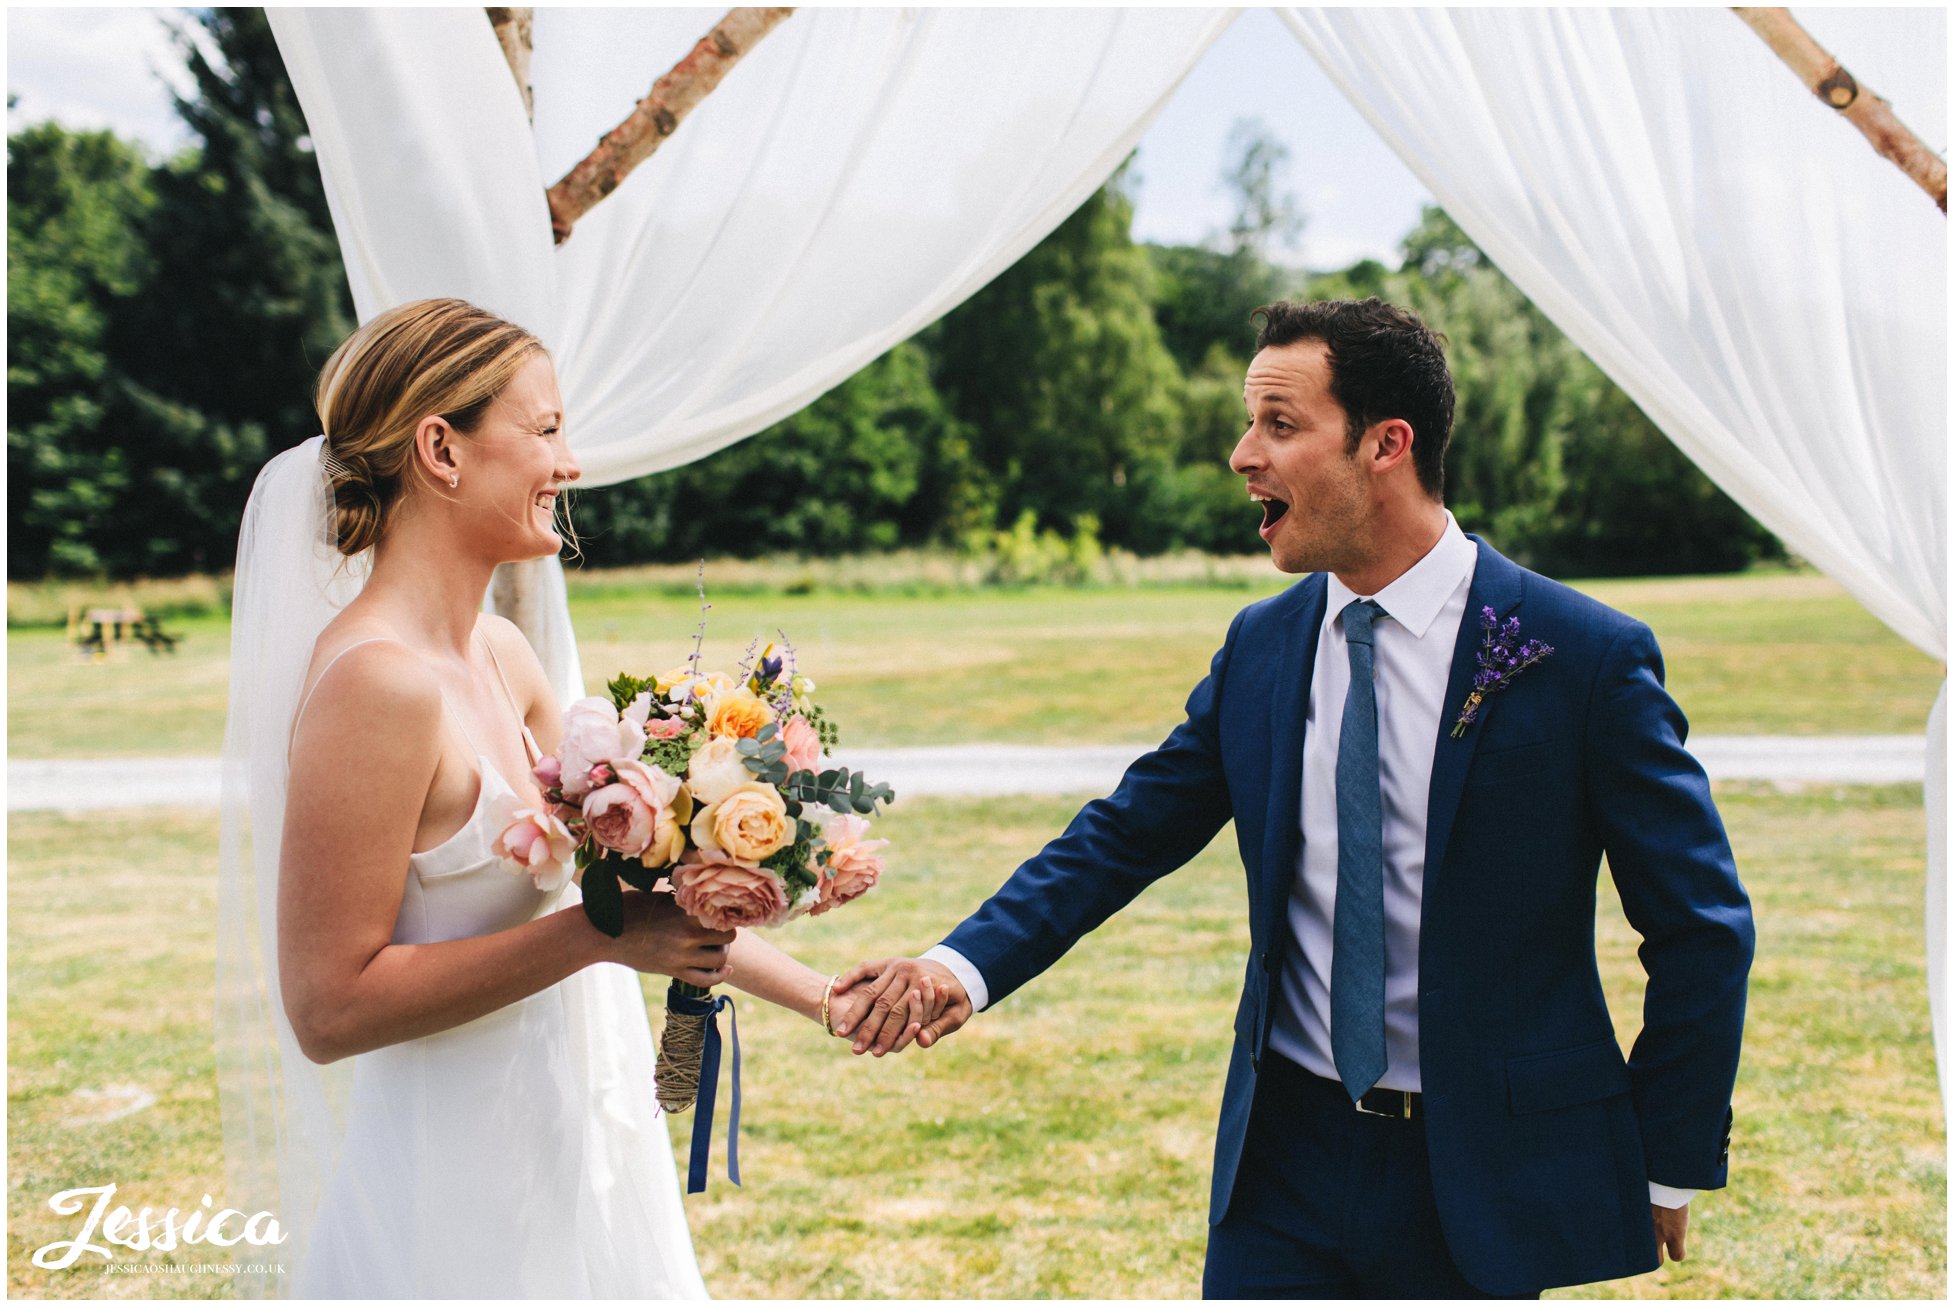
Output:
top-left (841, 610), bottom-right (1247, 1054)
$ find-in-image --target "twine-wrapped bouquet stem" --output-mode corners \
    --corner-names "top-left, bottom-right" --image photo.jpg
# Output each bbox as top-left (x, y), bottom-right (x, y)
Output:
top-left (655, 980), bottom-right (714, 1113)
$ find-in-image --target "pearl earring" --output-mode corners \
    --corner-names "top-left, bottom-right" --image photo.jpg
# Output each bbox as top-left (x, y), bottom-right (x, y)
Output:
top-left (449, 474), bottom-right (459, 488)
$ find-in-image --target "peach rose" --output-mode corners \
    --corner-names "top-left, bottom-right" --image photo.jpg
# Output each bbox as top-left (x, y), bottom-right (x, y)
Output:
top-left (489, 793), bottom-right (578, 892)
top-left (812, 813), bottom-right (888, 915)
top-left (684, 735), bottom-right (753, 806)
top-left (705, 687), bottom-right (776, 740)
top-left (691, 782), bottom-right (792, 863)
top-left (670, 849), bottom-right (789, 931)
top-left (779, 714), bottom-right (822, 774)
top-left (558, 697), bottom-right (647, 800)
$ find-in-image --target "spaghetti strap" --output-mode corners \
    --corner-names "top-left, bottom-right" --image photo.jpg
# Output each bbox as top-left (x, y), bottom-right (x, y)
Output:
top-left (479, 629), bottom-right (541, 764)
top-left (288, 637), bottom-right (398, 759)
top-left (289, 635), bottom-right (482, 762)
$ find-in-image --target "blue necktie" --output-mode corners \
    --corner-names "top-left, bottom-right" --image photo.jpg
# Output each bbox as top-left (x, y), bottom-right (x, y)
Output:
top-left (1332, 598), bottom-right (1388, 1100)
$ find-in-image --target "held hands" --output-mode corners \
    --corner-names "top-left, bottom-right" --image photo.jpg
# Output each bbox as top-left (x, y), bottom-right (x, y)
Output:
top-left (828, 958), bottom-right (972, 1056)
top-left (603, 889), bottom-right (734, 987)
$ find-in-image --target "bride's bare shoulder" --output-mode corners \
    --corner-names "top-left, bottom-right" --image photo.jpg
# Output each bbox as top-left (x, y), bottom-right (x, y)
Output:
top-left (298, 620), bottom-right (441, 732)
top-left (476, 613), bottom-right (552, 706)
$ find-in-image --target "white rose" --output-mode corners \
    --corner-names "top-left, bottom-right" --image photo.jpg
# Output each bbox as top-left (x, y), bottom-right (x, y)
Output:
top-left (685, 734), bottom-right (754, 806)
top-left (558, 697), bottom-right (648, 799)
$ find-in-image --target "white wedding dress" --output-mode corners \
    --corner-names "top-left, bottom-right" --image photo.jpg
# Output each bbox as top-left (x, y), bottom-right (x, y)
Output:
top-left (288, 636), bottom-right (708, 1299)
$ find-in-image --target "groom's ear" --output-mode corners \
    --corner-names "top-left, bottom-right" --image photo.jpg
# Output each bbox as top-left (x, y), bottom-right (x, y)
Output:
top-left (1365, 417), bottom-right (1417, 479)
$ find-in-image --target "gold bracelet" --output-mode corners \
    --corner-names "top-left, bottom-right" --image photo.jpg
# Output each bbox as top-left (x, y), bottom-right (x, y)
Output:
top-left (821, 973), bottom-right (840, 1036)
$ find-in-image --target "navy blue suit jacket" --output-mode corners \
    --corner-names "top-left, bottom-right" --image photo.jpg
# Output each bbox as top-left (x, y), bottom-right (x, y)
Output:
top-left (941, 539), bottom-right (1754, 1295)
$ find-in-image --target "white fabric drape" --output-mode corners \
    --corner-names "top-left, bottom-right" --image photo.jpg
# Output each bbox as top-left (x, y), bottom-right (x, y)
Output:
top-left (269, 7), bottom-right (1235, 705)
top-left (1278, 6), bottom-right (1947, 1107)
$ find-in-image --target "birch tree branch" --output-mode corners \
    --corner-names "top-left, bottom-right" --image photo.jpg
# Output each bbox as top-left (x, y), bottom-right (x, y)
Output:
top-left (545, 7), bottom-right (794, 244)
top-left (1733, 7), bottom-right (1946, 213)
top-left (484, 7), bottom-right (535, 123)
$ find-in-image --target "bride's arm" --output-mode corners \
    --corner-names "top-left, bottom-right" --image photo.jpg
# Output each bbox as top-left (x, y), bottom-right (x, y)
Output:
top-left (725, 931), bottom-right (931, 1041)
top-left (278, 641), bottom-right (731, 1065)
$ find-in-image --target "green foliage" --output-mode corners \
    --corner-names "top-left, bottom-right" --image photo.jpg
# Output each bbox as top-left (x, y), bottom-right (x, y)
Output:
top-left (6, 9), bottom-right (351, 580)
top-left (606, 671), bottom-right (656, 711)
top-left (933, 166), bottom-right (1187, 544)
top-left (6, 124), bottom-right (155, 576)
top-left (572, 340), bottom-right (965, 565)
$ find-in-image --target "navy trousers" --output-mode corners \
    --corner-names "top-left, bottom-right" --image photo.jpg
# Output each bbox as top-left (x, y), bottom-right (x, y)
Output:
top-left (1203, 1054), bottom-right (1530, 1300)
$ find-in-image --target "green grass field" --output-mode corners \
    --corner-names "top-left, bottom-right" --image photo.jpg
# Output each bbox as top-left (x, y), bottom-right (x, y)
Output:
top-left (7, 569), bottom-right (1944, 758)
top-left (8, 785), bottom-right (1941, 1299)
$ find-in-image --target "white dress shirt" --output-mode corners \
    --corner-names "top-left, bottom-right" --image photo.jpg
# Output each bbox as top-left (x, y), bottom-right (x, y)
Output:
top-left (1266, 512), bottom-right (1477, 1092)
top-left (927, 511), bottom-right (1692, 1207)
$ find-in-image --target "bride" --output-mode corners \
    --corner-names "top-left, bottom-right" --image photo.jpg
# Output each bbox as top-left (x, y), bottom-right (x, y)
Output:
top-left (216, 298), bottom-right (908, 1298)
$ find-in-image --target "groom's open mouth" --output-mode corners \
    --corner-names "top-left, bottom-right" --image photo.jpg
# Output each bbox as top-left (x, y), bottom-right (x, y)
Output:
top-left (1250, 490), bottom-right (1290, 538)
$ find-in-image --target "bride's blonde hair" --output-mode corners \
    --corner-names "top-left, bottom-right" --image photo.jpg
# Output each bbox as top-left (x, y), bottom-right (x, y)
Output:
top-left (314, 298), bottom-right (547, 556)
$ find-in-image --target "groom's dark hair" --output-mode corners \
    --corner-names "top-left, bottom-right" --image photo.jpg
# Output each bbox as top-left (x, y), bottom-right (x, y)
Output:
top-left (1251, 298), bottom-right (1454, 500)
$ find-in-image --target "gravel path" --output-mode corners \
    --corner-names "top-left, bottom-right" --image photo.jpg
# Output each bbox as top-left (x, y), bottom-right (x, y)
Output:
top-left (8, 736), bottom-right (1927, 812)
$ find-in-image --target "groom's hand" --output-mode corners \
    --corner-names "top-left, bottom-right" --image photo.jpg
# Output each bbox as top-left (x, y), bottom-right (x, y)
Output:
top-left (1652, 1203), bottom-right (1689, 1263)
top-left (832, 958), bottom-right (970, 1056)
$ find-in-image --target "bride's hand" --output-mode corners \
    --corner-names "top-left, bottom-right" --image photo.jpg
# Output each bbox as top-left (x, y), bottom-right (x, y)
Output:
top-left (601, 890), bottom-right (735, 986)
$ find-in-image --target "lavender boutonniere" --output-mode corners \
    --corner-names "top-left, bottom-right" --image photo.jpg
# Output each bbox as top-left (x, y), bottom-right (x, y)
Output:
top-left (1450, 607), bottom-right (1553, 738)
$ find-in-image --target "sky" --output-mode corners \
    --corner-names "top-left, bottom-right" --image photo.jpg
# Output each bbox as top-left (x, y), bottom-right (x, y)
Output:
top-left (4, 6), bottom-right (1437, 272)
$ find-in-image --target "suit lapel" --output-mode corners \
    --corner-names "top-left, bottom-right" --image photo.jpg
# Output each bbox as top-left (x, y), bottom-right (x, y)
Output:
top-left (1422, 538), bottom-right (1526, 896)
top-left (1258, 574), bottom-right (1326, 936)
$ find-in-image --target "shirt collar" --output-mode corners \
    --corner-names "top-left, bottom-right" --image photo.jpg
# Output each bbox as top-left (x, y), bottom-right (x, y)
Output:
top-left (1324, 512), bottom-right (1477, 641)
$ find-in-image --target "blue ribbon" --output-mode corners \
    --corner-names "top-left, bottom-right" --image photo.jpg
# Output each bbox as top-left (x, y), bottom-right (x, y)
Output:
top-left (672, 988), bottom-right (741, 1194)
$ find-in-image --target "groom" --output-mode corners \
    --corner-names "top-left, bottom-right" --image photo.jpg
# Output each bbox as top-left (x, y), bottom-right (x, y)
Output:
top-left (839, 298), bottom-right (1754, 1298)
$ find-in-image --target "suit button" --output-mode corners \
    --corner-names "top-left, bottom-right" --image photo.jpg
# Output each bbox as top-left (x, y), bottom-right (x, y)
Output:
top-left (1259, 951), bottom-right (1272, 972)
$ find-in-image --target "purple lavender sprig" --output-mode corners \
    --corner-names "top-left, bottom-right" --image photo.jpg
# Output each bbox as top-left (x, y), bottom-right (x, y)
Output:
top-left (1450, 606), bottom-right (1552, 738)
top-left (687, 561), bottom-right (711, 683)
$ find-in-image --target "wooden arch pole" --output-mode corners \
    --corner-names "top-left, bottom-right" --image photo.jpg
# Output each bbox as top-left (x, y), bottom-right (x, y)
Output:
top-left (478, 8), bottom-right (796, 658)
top-left (1734, 8), bottom-right (1947, 213)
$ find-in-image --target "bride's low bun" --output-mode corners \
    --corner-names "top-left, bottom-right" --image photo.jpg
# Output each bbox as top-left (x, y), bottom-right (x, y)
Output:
top-left (313, 298), bottom-right (546, 557)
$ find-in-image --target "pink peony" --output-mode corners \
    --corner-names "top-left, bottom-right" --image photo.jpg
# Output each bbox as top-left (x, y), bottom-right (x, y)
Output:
top-left (489, 793), bottom-right (578, 892)
top-left (532, 753), bottom-right (563, 791)
top-left (812, 813), bottom-right (888, 915)
top-left (558, 697), bottom-right (648, 800)
top-left (644, 715), bottom-right (686, 741)
top-left (670, 849), bottom-right (789, 932)
top-left (780, 714), bottom-right (822, 774)
top-left (582, 758), bottom-right (682, 858)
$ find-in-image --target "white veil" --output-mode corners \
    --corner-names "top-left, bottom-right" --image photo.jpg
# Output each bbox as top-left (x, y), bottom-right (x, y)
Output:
top-left (214, 435), bottom-right (368, 1296)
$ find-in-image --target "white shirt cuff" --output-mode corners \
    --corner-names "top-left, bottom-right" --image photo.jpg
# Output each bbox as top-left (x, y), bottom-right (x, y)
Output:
top-left (1648, 1182), bottom-right (1695, 1209)
top-left (922, 945), bottom-right (989, 1013)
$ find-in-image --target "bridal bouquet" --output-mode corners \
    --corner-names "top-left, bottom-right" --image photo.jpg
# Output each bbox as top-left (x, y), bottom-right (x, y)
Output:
top-left (492, 625), bottom-right (893, 1144)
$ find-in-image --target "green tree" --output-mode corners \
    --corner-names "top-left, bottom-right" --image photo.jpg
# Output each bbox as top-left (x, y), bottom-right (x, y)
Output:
top-left (933, 165), bottom-right (1186, 546)
top-left (7, 123), bottom-right (156, 575)
top-left (572, 340), bottom-right (968, 564)
top-left (1148, 120), bottom-right (1300, 376)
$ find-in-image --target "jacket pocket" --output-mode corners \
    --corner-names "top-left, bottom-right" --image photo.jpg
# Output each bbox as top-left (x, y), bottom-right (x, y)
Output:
top-left (1468, 739), bottom-right (1556, 787)
top-left (1506, 1038), bottom-right (1631, 1114)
